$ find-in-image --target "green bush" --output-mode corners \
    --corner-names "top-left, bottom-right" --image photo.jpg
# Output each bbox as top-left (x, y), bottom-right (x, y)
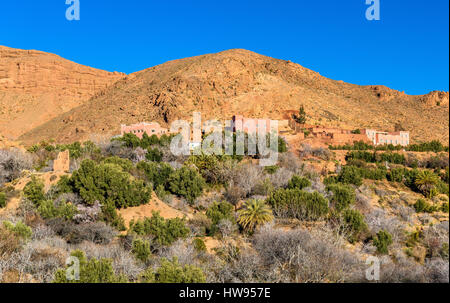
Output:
top-left (137, 161), bottom-right (174, 190)
top-left (140, 257), bottom-right (206, 283)
top-left (327, 184), bottom-right (356, 212)
top-left (129, 211), bottom-right (189, 246)
top-left (337, 166), bottom-right (363, 186)
top-left (70, 159), bottom-right (151, 208)
top-left (192, 238), bottom-right (207, 253)
top-left (167, 166), bottom-right (206, 204)
top-left (101, 156), bottom-right (133, 172)
top-left (206, 201), bottom-right (235, 235)
top-left (3, 220), bottom-right (32, 240)
top-left (441, 202), bottom-right (449, 213)
top-left (0, 192), bottom-right (6, 208)
top-left (373, 230), bottom-right (393, 254)
top-left (413, 199), bottom-right (437, 213)
top-left (341, 209), bottom-right (368, 243)
top-left (38, 200), bottom-right (78, 220)
top-left (266, 188), bottom-right (329, 220)
top-left (98, 199), bottom-right (126, 231)
top-left (23, 176), bottom-right (45, 205)
top-left (132, 238), bottom-right (152, 262)
top-left (287, 175), bottom-right (311, 190)
top-left (53, 250), bottom-right (128, 283)
top-left (387, 168), bottom-right (405, 182)
top-left (146, 148), bottom-right (163, 162)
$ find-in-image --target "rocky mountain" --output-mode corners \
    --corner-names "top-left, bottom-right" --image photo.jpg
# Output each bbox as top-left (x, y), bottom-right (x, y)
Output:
top-left (0, 45), bottom-right (125, 139)
top-left (11, 48), bottom-right (449, 145)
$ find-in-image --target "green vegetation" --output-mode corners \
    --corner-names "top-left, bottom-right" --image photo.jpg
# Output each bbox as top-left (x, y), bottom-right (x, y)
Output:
top-left (206, 201), bottom-right (235, 235)
top-left (373, 230), bottom-right (393, 255)
top-left (341, 209), bottom-right (368, 243)
top-left (23, 176), bottom-right (45, 205)
top-left (0, 191), bottom-right (6, 208)
top-left (413, 199), bottom-right (437, 213)
top-left (129, 211), bottom-right (189, 246)
top-left (327, 183), bottom-right (356, 212)
top-left (267, 188), bottom-right (329, 220)
top-left (132, 238), bottom-right (152, 262)
top-left (53, 250), bottom-right (127, 283)
top-left (237, 199), bottom-right (274, 232)
top-left (3, 220), bottom-right (32, 240)
top-left (293, 105), bottom-right (307, 124)
top-left (287, 175), bottom-right (311, 190)
top-left (167, 166), bottom-right (206, 204)
top-left (140, 257), bottom-right (206, 283)
top-left (70, 159), bottom-right (151, 208)
top-left (192, 238), bottom-right (207, 253)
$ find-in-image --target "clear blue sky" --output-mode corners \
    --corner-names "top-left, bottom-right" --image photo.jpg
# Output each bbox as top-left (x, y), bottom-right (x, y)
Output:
top-left (0, 0), bottom-right (448, 95)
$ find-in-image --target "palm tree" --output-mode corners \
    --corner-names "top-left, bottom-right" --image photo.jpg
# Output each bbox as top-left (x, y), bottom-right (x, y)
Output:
top-left (237, 199), bottom-right (274, 232)
top-left (415, 170), bottom-right (439, 198)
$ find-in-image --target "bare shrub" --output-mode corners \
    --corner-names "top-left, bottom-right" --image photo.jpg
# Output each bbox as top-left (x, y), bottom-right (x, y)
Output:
top-left (76, 241), bottom-right (143, 280)
top-left (217, 219), bottom-right (238, 238)
top-left (365, 209), bottom-right (405, 243)
top-left (0, 148), bottom-right (32, 186)
top-left (269, 167), bottom-right (294, 189)
top-left (252, 224), bottom-right (364, 282)
top-left (73, 201), bottom-right (102, 224)
top-left (47, 219), bottom-right (116, 245)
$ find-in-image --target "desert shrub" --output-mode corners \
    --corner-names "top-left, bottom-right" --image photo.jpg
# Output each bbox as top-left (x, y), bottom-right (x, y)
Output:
top-left (37, 200), bottom-right (78, 220)
top-left (359, 167), bottom-right (387, 181)
top-left (101, 156), bottom-right (133, 172)
top-left (326, 183), bottom-right (356, 212)
top-left (252, 178), bottom-right (274, 196)
top-left (206, 201), bottom-right (235, 235)
top-left (337, 166), bottom-right (363, 186)
top-left (128, 211), bottom-right (189, 246)
top-left (192, 238), bottom-right (207, 253)
top-left (266, 188), bottom-right (329, 220)
top-left (97, 200), bottom-right (126, 231)
top-left (346, 151), bottom-right (376, 163)
top-left (0, 225), bottom-right (22, 256)
top-left (373, 230), bottom-right (393, 254)
top-left (3, 220), bottom-right (32, 240)
top-left (387, 167), bottom-right (405, 182)
top-left (23, 176), bottom-right (45, 205)
top-left (441, 202), bottom-right (449, 213)
top-left (237, 199), bottom-right (274, 232)
top-left (406, 140), bottom-right (449, 153)
top-left (53, 250), bottom-right (128, 283)
top-left (0, 148), bottom-right (32, 186)
top-left (436, 180), bottom-right (449, 196)
top-left (140, 257), bottom-right (206, 283)
top-left (264, 165), bottom-right (279, 175)
top-left (167, 166), bottom-right (206, 204)
top-left (132, 238), bottom-right (152, 263)
top-left (413, 199), bottom-right (437, 213)
top-left (46, 219), bottom-right (116, 245)
top-left (378, 153), bottom-right (406, 165)
top-left (287, 175), bottom-right (311, 190)
top-left (137, 161), bottom-right (174, 190)
top-left (340, 209), bottom-right (368, 243)
top-left (70, 159), bottom-right (151, 208)
top-left (251, 225), bottom-right (364, 282)
top-left (0, 191), bottom-right (6, 208)
top-left (185, 154), bottom-right (235, 185)
top-left (146, 147), bottom-right (163, 162)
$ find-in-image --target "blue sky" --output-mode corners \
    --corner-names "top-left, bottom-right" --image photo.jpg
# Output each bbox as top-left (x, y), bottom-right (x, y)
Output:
top-left (0, 0), bottom-right (448, 95)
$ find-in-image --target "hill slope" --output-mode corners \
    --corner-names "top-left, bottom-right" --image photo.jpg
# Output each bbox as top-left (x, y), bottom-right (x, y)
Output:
top-left (0, 45), bottom-right (125, 139)
top-left (18, 49), bottom-right (449, 144)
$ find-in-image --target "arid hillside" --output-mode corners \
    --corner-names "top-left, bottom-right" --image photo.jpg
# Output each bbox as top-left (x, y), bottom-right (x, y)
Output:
top-left (18, 49), bottom-right (449, 145)
top-left (0, 45), bottom-right (125, 139)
